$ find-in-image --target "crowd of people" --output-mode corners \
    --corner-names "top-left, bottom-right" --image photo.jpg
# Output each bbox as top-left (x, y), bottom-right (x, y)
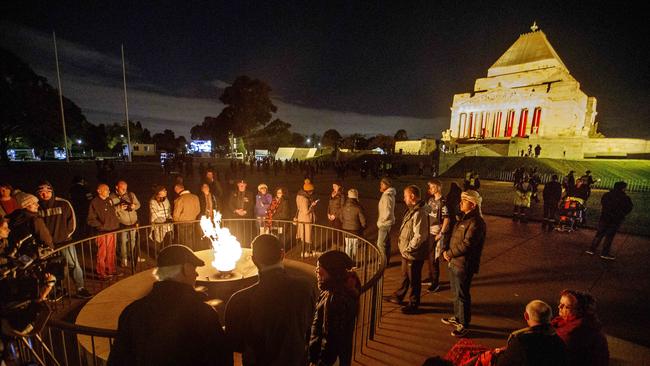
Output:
top-left (0, 158), bottom-right (636, 365)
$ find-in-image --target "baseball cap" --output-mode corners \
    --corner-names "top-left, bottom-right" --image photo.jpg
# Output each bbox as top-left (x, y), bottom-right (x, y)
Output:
top-left (157, 245), bottom-right (205, 267)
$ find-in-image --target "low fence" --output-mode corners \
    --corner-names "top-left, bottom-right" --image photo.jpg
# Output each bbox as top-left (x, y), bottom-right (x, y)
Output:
top-left (459, 170), bottom-right (650, 192)
top-left (10, 219), bottom-right (384, 366)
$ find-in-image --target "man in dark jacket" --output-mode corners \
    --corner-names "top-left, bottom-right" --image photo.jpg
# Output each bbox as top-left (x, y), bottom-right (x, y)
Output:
top-left (494, 300), bottom-right (567, 366)
top-left (108, 245), bottom-right (232, 366)
top-left (386, 185), bottom-right (428, 314)
top-left (225, 234), bottom-right (317, 366)
top-left (542, 175), bottom-right (563, 231)
top-left (87, 184), bottom-right (120, 280)
top-left (441, 190), bottom-right (486, 337)
top-left (37, 181), bottom-right (91, 299)
top-left (228, 178), bottom-right (254, 219)
top-left (7, 192), bottom-right (53, 252)
top-left (587, 181), bottom-right (633, 260)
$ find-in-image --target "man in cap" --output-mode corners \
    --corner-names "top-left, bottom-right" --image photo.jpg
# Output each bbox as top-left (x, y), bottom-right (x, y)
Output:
top-left (228, 178), bottom-right (254, 219)
top-left (441, 189), bottom-right (486, 337)
top-left (7, 192), bottom-right (53, 251)
top-left (108, 245), bottom-right (232, 366)
top-left (225, 234), bottom-right (317, 366)
top-left (37, 181), bottom-right (92, 299)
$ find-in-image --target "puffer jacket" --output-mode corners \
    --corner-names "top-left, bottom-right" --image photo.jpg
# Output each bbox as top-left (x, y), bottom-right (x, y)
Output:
top-left (340, 198), bottom-right (366, 234)
top-left (397, 200), bottom-right (429, 261)
top-left (377, 187), bottom-right (396, 228)
top-left (109, 191), bottom-right (140, 226)
top-left (445, 208), bottom-right (486, 274)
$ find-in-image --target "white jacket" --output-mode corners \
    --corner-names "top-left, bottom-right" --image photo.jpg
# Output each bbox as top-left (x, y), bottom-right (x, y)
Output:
top-left (377, 187), bottom-right (396, 228)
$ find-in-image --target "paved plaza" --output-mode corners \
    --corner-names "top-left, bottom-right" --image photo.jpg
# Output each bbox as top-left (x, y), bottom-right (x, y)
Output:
top-left (358, 215), bottom-right (650, 366)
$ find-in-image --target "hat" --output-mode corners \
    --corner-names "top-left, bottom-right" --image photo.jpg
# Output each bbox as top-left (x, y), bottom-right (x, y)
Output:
top-left (461, 190), bottom-right (482, 207)
top-left (258, 183), bottom-right (268, 190)
top-left (318, 250), bottom-right (354, 280)
top-left (303, 179), bottom-right (314, 191)
top-left (347, 189), bottom-right (359, 199)
top-left (380, 177), bottom-right (392, 187)
top-left (16, 192), bottom-right (39, 208)
top-left (157, 245), bottom-right (205, 267)
top-left (37, 181), bottom-right (53, 194)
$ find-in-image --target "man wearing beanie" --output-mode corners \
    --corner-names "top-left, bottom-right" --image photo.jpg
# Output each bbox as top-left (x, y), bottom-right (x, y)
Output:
top-left (37, 181), bottom-right (92, 299)
top-left (109, 244), bottom-right (232, 366)
top-left (7, 192), bottom-right (53, 251)
top-left (225, 234), bottom-right (316, 366)
top-left (387, 185), bottom-right (428, 314)
top-left (310, 250), bottom-right (360, 366)
top-left (340, 188), bottom-right (366, 259)
top-left (441, 189), bottom-right (486, 337)
top-left (376, 177), bottom-right (396, 264)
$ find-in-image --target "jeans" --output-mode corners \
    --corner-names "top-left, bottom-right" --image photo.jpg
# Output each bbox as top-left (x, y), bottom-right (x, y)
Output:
top-left (62, 246), bottom-right (84, 289)
top-left (449, 264), bottom-right (474, 326)
top-left (394, 257), bottom-right (424, 306)
top-left (118, 228), bottom-right (138, 261)
top-left (376, 226), bottom-right (392, 264)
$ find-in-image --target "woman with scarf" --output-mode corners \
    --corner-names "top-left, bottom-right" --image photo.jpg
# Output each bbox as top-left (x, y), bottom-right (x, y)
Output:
top-left (265, 187), bottom-right (291, 246)
top-left (551, 289), bottom-right (609, 366)
top-left (309, 250), bottom-right (361, 366)
top-left (149, 185), bottom-right (173, 247)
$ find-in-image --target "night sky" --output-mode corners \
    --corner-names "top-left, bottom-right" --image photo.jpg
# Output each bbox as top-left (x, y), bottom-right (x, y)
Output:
top-left (2, 1), bottom-right (648, 138)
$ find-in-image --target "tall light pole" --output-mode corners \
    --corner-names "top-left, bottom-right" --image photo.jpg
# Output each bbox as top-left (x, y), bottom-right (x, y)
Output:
top-left (121, 44), bottom-right (132, 162)
top-left (53, 31), bottom-right (69, 162)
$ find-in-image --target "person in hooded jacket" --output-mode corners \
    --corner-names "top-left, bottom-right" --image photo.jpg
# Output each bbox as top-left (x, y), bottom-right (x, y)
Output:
top-left (340, 189), bottom-right (366, 259)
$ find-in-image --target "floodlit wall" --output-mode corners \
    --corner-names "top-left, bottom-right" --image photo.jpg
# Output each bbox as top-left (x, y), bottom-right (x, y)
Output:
top-left (274, 147), bottom-right (317, 160)
top-left (395, 139), bottom-right (436, 155)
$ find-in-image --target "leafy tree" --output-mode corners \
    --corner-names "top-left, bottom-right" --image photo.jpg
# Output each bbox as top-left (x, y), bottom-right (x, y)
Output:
top-left (0, 47), bottom-right (92, 160)
top-left (321, 129), bottom-right (342, 148)
top-left (290, 133), bottom-right (306, 146)
top-left (340, 133), bottom-right (367, 151)
top-left (368, 134), bottom-right (395, 153)
top-left (394, 129), bottom-right (408, 141)
top-left (245, 119), bottom-right (293, 152)
top-left (153, 129), bottom-right (184, 153)
top-left (191, 75), bottom-right (277, 149)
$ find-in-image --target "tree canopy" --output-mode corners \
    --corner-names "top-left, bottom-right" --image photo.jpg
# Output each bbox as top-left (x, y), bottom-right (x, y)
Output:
top-left (321, 129), bottom-right (342, 148)
top-left (394, 129), bottom-right (409, 141)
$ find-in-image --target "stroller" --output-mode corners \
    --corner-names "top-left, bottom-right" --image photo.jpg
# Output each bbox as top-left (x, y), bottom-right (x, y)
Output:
top-left (556, 197), bottom-right (586, 232)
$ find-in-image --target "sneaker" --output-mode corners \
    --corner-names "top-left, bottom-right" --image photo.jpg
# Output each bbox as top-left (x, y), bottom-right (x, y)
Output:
top-left (585, 250), bottom-right (595, 255)
top-left (441, 317), bottom-right (461, 326)
top-left (427, 283), bottom-right (440, 293)
top-left (451, 325), bottom-right (468, 337)
top-left (120, 258), bottom-right (129, 268)
top-left (421, 277), bottom-right (433, 285)
top-left (600, 255), bottom-right (616, 261)
top-left (136, 257), bottom-right (147, 263)
top-left (75, 288), bottom-right (93, 299)
top-left (383, 296), bottom-right (404, 305)
top-left (401, 304), bottom-right (419, 314)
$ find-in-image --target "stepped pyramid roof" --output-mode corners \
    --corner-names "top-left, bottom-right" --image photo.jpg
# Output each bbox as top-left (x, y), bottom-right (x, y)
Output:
top-left (487, 28), bottom-right (569, 77)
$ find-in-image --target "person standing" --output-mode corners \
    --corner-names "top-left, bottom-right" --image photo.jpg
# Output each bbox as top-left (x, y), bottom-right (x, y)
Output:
top-left (198, 182), bottom-right (219, 219)
top-left (150, 185), bottom-right (173, 247)
top-left (7, 192), bottom-right (53, 250)
top-left (203, 168), bottom-right (224, 209)
top-left (340, 189), bottom-right (366, 260)
top-left (376, 177), bottom-right (396, 265)
top-left (87, 184), bottom-right (120, 280)
top-left (386, 185), bottom-right (428, 314)
top-left (69, 176), bottom-right (93, 240)
top-left (110, 180), bottom-right (141, 268)
top-left (441, 190), bottom-right (486, 337)
top-left (542, 175), bottom-right (563, 231)
top-left (513, 176), bottom-right (533, 223)
top-left (255, 183), bottom-right (272, 234)
top-left (36, 181), bottom-right (91, 299)
top-left (225, 234), bottom-right (316, 366)
top-left (423, 179), bottom-right (450, 293)
top-left (586, 181), bottom-right (633, 260)
top-left (108, 245), bottom-right (232, 366)
top-left (265, 187), bottom-right (291, 245)
top-left (295, 179), bottom-right (318, 257)
top-left (309, 250), bottom-right (361, 366)
top-left (173, 183), bottom-right (201, 249)
top-left (327, 181), bottom-right (345, 229)
top-left (227, 178), bottom-right (254, 219)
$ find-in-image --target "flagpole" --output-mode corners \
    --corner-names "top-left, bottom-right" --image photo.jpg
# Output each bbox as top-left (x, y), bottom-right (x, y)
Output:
top-left (53, 31), bottom-right (69, 162)
top-left (121, 44), bottom-right (132, 162)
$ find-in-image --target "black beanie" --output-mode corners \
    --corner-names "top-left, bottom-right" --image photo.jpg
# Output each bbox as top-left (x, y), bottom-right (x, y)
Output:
top-left (318, 250), bottom-right (354, 280)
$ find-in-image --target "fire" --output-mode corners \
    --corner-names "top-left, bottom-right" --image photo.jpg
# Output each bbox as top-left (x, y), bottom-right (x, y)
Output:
top-left (199, 211), bottom-right (242, 273)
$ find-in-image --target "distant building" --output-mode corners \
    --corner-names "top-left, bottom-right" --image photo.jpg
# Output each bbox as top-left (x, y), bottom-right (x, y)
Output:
top-left (447, 23), bottom-right (597, 140)
top-left (394, 139), bottom-right (437, 155)
top-left (131, 143), bottom-right (156, 156)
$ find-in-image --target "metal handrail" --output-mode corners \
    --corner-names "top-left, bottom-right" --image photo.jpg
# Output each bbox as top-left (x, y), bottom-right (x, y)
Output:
top-left (34, 218), bottom-right (385, 365)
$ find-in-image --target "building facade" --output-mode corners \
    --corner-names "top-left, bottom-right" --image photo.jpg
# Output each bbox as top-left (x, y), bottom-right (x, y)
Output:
top-left (445, 24), bottom-right (598, 141)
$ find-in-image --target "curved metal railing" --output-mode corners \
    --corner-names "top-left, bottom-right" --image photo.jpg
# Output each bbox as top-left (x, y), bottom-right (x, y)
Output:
top-left (17, 219), bottom-right (384, 366)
